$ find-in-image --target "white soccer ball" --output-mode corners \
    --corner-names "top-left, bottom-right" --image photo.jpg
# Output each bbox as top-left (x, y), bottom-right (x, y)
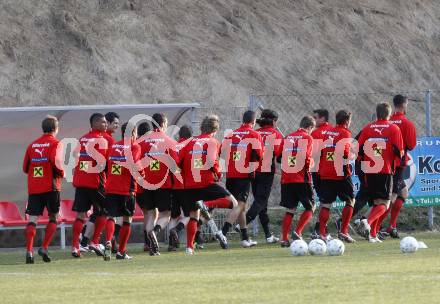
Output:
top-left (308, 239), bottom-right (327, 256)
top-left (327, 239), bottom-right (345, 256)
top-left (400, 236), bottom-right (419, 253)
top-left (289, 240), bottom-right (309, 256)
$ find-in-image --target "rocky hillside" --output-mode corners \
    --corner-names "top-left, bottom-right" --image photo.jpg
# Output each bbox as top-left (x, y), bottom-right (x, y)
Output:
top-left (0, 0), bottom-right (439, 107)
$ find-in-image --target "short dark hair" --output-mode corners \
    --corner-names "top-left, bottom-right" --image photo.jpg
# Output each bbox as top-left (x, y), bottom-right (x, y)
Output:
top-left (89, 113), bottom-right (105, 127)
top-left (256, 109), bottom-right (278, 127)
top-left (105, 112), bottom-right (120, 124)
top-left (313, 109), bottom-right (329, 122)
top-left (242, 110), bottom-right (256, 124)
top-left (336, 110), bottom-right (352, 125)
top-left (393, 94), bottom-right (408, 107)
top-left (121, 122), bottom-right (136, 137)
top-left (179, 125), bottom-right (193, 140)
top-left (200, 115), bottom-right (220, 134)
top-left (152, 113), bottom-right (167, 129)
top-left (42, 116), bottom-right (58, 133)
top-left (376, 102), bottom-right (392, 120)
top-left (300, 115), bottom-right (316, 129)
top-left (137, 122), bottom-right (150, 137)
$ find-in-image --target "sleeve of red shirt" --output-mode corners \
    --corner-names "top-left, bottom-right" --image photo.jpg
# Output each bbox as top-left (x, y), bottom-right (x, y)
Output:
top-left (404, 120), bottom-right (417, 151)
top-left (22, 146), bottom-right (30, 174)
top-left (51, 141), bottom-right (65, 177)
top-left (391, 125), bottom-right (404, 158)
top-left (305, 136), bottom-right (313, 170)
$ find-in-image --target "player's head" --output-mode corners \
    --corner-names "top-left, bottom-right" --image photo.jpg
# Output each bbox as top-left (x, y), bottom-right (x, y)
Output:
top-left (376, 102), bottom-right (392, 120)
top-left (121, 122), bottom-right (137, 139)
top-left (242, 110), bottom-right (257, 126)
top-left (299, 115), bottom-right (316, 134)
top-left (42, 115), bottom-right (59, 135)
top-left (256, 109), bottom-right (278, 127)
top-left (200, 115), bottom-right (220, 135)
top-left (89, 113), bottom-right (107, 132)
top-left (393, 94), bottom-right (408, 113)
top-left (105, 112), bottom-right (120, 134)
top-left (312, 109), bottom-right (329, 127)
top-left (137, 122), bottom-right (151, 138)
top-left (335, 110), bottom-right (352, 128)
top-left (152, 113), bottom-right (167, 131)
top-left (178, 125), bottom-right (193, 140)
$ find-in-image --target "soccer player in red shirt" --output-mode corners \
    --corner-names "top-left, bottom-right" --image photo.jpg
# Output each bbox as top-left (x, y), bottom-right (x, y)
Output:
top-left (168, 125), bottom-right (192, 252)
top-left (23, 116), bottom-right (64, 264)
top-left (179, 115), bottom-right (238, 254)
top-left (100, 122), bottom-right (142, 260)
top-left (71, 113), bottom-right (109, 258)
top-left (310, 109), bottom-right (333, 239)
top-left (357, 103), bottom-right (404, 243)
top-left (278, 116), bottom-right (316, 247)
top-left (381, 95), bottom-right (417, 238)
top-left (222, 110), bottom-right (264, 247)
top-left (245, 109), bottom-right (283, 243)
top-left (137, 113), bottom-right (179, 256)
top-left (80, 111), bottom-right (121, 253)
top-left (317, 110), bottom-right (356, 243)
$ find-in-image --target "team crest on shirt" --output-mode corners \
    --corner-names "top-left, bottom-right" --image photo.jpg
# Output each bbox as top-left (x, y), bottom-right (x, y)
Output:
top-left (79, 161), bottom-right (89, 172)
top-left (326, 151), bottom-right (335, 161)
top-left (111, 164), bottom-right (122, 175)
top-left (373, 146), bottom-right (383, 156)
top-left (150, 160), bottom-right (160, 171)
top-left (33, 166), bottom-right (43, 177)
top-left (287, 156), bottom-right (296, 167)
top-left (232, 151), bottom-right (241, 161)
top-left (193, 158), bottom-right (203, 169)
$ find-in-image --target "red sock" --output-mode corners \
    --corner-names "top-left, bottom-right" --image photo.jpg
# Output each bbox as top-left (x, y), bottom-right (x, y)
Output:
top-left (376, 207), bottom-right (390, 232)
top-left (367, 205), bottom-right (387, 226)
top-left (370, 218), bottom-right (379, 237)
top-left (92, 215), bottom-right (107, 244)
top-left (295, 210), bottom-right (313, 235)
top-left (204, 198), bottom-right (232, 209)
top-left (341, 205), bottom-right (353, 234)
top-left (105, 218), bottom-right (116, 243)
top-left (25, 223), bottom-right (37, 252)
top-left (281, 212), bottom-right (294, 241)
top-left (72, 218), bottom-right (84, 249)
top-left (389, 198), bottom-right (404, 229)
top-left (318, 207), bottom-right (330, 236)
top-left (186, 218), bottom-right (198, 249)
top-left (118, 222), bottom-right (131, 254)
top-left (42, 221), bottom-right (57, 249)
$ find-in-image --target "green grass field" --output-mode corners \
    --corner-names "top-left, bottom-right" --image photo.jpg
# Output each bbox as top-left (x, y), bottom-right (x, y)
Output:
top-left (1, 232), bottom-right (439, 304)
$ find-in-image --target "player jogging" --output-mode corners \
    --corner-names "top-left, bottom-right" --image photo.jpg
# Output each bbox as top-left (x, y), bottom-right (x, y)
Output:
top-left (278, 116), bottom-right (316, 247)
top-left (23, 116), bottom-right (64, 264)
top-left (357, 103), bottom-right (404, 243)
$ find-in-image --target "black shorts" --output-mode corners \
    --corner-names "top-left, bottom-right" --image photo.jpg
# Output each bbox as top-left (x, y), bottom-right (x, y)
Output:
top-left (280, 183), bottom-right (315, 211)
top-left (105, 194), bottom-right (135, 217)
top-left (366, 173), bottom-right (393, 201)
top-left (72, 187), bottom-right (106, 214)
top-left (319, 178), bottom-right (355, 204)
top-left (393, 167), bottom-right (406, 194)
top-left (137, 189), bottom-right (172, 212)
top-left (171, 189), bottom-right (185, 218)
top-left (26, 191), bottom-right (60, 216)
top-left (312, 172), bottom-right (321, 196)
top-left (226, 178), bottom-right (251, 202)
top-left (183, 183), bottom-right (231, 216)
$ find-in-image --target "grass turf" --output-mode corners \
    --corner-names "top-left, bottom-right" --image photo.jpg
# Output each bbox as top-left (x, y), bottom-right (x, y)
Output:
top-left (0, 232), bottom-right (439, 304)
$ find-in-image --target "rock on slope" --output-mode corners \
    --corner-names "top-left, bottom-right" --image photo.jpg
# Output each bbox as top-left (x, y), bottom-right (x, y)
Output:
top-left (0, 0), bottom-right (439, 107)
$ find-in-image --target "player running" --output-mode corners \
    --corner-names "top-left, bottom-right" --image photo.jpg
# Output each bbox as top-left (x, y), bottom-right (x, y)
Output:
top-left (278, 116), bottom-right (316, 247)
top-left (71, 113), bottom-right (109, 258)
top-left (23, 116), bottom-right (64, 264)
top-left (316, 110), bottom-right (356, 243)
top-left (137, 113), bottom-right (178, 256)
top-left (245, 109), bottom-right (283, 243)
top-left (222, 110), bottom-right (263, 247)
top-left (179, 115), bottom-right (238, 254)
top-left (357, 103), bottom-right (404, 243)
top-left (310, 109), bottom-right (333, 239)
top-left (101, 122), bottom-right (142, 260)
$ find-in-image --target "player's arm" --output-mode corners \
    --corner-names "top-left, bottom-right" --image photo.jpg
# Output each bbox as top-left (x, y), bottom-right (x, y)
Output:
top-left (405, 121), bottom-right (417, 151)
top-left (50, 141), bottom-right (65, 177)
top-left (392, 126), bottom-right (404, 158)
top-left (276, 137), bottom-right (285, 164)
top-left (305, 136), bottom-right (314, 171)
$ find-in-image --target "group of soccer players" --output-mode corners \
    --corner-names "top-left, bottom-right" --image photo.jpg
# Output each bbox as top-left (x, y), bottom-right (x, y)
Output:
top-left (22, 94), bottom-right (416, 263)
